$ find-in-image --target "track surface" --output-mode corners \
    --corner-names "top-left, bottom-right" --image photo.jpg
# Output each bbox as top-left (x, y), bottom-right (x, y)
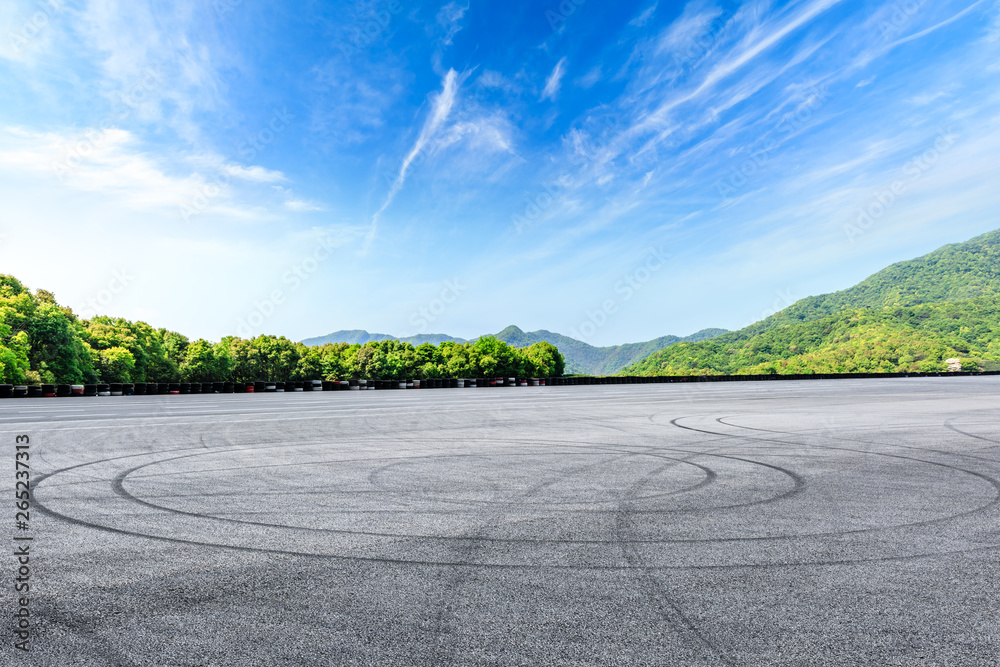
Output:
top-left (3, 378), bottom-right (1000, 665)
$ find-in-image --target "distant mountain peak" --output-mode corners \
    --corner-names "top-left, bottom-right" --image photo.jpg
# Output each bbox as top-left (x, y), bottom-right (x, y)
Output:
top-left (495, 325), bottom-right (525, 336)
top-left (301, 326), bottom-right (728, 375)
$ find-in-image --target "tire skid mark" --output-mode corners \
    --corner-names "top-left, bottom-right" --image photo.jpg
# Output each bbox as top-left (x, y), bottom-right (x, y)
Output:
top-left (697, 415), bottom-right (1000, 532)
top-left (614, 441), bottom-right (735, 665)
top-left (944, 418), bottom-right (1000, 448)
top-left (718, 415), bottom-right (1000, 465)
top-left (31, 418), bottom-right (1000, 570)
top-left (109, 446), bottom-right (751, 545)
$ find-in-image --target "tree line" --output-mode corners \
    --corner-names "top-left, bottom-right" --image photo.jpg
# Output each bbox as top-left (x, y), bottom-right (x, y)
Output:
top-left (0, 275), bottom-right (564, 384)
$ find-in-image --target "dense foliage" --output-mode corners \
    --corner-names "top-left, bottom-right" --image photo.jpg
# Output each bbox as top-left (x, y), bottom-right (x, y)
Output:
top-left (626, 298), bottom-right (1000, 376)
top-left (735, 229), bottom-right (1000, 340)
top-left (0, 275), bottom-right (564, 384)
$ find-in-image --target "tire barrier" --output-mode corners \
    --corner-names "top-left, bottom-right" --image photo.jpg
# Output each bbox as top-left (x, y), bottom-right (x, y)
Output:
top-left (4, 370), bottom-right (999, 400)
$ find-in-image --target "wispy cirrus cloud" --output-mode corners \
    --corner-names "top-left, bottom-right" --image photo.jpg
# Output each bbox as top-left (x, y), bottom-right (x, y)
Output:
top-left (541, 57), bottom-right (567, 101)
top-left (435, 1), bottom-right (469, 46)
top-left (630, 4), bottom-right (659, 28)
top-left (369, 68), bottom-right (463, 244)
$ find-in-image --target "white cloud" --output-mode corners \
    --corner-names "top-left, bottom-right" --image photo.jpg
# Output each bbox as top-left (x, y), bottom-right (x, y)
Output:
top-left (223, 164), bottom-right (287, 183)
top-left (908, 90), bottom-right (950, 106)
top-left (311, 60), bottom-right (406, 145)
top-left (438, 115), bottom-right (514, 154)
top-left (654, 1), bottom-right (724, 63)
top-left (78, 0), bottom-right (230, 141)
top-left (436, 1), bottom-right (469, 46)
top-left (0, 126), bottom-right (309, 219)
top-left (541, 57), bottom-right (568, 101)
top-left (630, 4), bottom-right (658, 28)
top-left (370, 69), bottom-right (463, 241)
top-left (989, 1), bottom-right (1000, 42)
top-left (885, 1), bottom-right (986, 50)
top-left (577, 66), bottom-right (602, 89)
top-left (0, 126), bottom-right (199, 209)
top-left (476, 69), bottom-right (520, 94)
top-left (284, 199), bottom-right (325, 212)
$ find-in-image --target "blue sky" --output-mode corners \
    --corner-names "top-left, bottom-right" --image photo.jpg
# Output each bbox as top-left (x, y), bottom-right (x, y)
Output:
top-left (1, 0), bottom-right (999, 346)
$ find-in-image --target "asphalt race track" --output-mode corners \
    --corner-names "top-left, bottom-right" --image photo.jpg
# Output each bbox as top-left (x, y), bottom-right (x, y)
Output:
top-left (4, 377), bottom-right (1000, 665)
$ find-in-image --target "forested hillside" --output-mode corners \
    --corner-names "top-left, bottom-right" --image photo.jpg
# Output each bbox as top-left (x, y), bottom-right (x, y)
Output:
top-left (0, 275), bottom-right (564, 384)
top-left (625, 230), bottom-right (1000, 376)
top-left (735, 229), bottom-right (1000, 341)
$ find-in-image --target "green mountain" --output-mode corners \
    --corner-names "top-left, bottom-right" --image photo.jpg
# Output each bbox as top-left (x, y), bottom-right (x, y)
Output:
top-left (492, 326), bottom-right (728, 375)
top-left (302, 326), bottom-right (729, 376)
top-left (625, 230), bottom-right (1000, 376)
top-left (301, 330), bottom-right (465, 346)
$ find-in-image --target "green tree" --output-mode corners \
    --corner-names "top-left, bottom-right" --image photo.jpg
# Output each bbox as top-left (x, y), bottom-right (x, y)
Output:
top-left (471, 336), bottom-right (522, 377)
top-left (181, 339), bottom-right (230, 382)
top-left (522, 341), bottom-right (565, 377)
top-left (96, 347), bottom-right (136, 383)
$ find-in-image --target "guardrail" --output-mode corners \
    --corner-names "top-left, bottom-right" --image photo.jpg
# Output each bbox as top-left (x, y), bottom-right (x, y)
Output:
top-left (0, 371), bottom-right (997, 398)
